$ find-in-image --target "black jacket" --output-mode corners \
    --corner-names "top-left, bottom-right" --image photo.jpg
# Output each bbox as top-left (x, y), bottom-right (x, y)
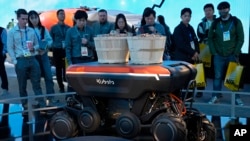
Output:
top-left (172, 22), bottom-right (199, 63)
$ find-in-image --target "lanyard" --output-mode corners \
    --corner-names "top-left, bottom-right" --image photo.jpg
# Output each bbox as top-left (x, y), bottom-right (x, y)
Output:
top-left (220, 21), bottom-right (233, 31)
top-left (34, 28), bottom-right (40, 41)
top-left (57, 24), bottom-right (65, 37)
top-left (189, 33), bottom-right (193, 41)
top-left (76, 26), bottom-right (86, 38)
top-left (19, 27), bottom-right (28, 48)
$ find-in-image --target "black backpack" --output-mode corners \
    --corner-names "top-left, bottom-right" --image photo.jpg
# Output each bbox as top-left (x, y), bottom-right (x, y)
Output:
top-left (211, 16), bottom-right (238, 31)
top-left (167, 34), bottom-right (175, 52)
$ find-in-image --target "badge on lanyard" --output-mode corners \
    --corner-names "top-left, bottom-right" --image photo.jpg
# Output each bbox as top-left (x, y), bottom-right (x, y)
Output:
top-left (81, 46), bottom-right (88, 56)
top-left (62, 41), bottom-right (66, 49)
top-left (221, 21), bottom-right (233, 42)
top-left (190, 41), bottom-right (195, 50)
top-left (23, 41), bottom-right (32, 57)
top-left (20, 28), bottom-right (31, 57)
top-left (223, 31), bottom-right (230, 41)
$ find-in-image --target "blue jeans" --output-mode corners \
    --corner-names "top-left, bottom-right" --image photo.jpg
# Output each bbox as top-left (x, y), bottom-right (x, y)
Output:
top-left (36, 53), bottom-right (55, 99)
top-left (213, 55), bottom-right (240, 98)
top-left (15, 56), bottom-right (44, 105)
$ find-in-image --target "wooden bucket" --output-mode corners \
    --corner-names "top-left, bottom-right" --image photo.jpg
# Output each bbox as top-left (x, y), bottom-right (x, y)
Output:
top-left (127, 35), bottom-right (166, 64)
top-left (94, 35), bottom-right (129, 63)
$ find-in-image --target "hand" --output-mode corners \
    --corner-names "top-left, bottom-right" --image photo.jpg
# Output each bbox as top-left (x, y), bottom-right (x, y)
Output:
top-left (81, 38), bottom-right (88, 45)
top-left (205, 29), bottom-right (209, 35)
top-left (192, 52), bottom-right (199, 61)
top-left (38, 49), bottom-right (46, 55)
top-left (29, 47), bottom-right (35, 52)
top-left (148, 26), bottom-right (156, 33)
top-left (116, 29), bottom-right (120, 33)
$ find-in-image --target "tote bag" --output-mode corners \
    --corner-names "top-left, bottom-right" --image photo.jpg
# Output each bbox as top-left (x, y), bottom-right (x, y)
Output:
top-left (224, 62), bottom-right (244, 91)
top-left (194, 63), bottom-right (206, 88)
top-left (198, 43), bottom-right (211, 68)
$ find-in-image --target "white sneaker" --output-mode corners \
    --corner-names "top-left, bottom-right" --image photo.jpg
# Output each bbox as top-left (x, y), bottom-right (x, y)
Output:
top-left (208, 96), bottom-right (219, 104)
top-left (235, 98), bottom-right (244, 106)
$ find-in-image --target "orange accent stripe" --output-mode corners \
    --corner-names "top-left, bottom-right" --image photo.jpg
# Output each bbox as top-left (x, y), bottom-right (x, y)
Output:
top-left (67, 65), bottom-right (170, 74)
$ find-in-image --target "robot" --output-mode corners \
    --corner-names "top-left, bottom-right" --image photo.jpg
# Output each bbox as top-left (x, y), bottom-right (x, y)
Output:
top-left (49, 61), bottom-right (216, 141)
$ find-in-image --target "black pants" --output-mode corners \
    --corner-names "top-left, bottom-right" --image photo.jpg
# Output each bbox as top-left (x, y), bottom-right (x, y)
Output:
top-left (0, 54), bottom-right (8, 90)
top-left (66, 57), bottom-right (95, 99)
top-left (52, 48), bottom-right (66, 90)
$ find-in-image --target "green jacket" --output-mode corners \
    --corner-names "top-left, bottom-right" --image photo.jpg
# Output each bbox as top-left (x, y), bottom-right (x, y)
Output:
top-left (208, 15), bottom-right (244, 57)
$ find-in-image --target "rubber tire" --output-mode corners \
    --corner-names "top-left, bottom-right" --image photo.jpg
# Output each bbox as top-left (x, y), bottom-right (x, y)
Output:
top-left (151, 113), bottom-right (187, 141)
top-left (116, 112), bottom-right (141, 139)
top-left (78, 107), bottom-right (101, 133)
top-left (200, 117), bottom-right (216, 141)
top-left (184, 108), bottom-right (216, 141)
top-left (50, 110), bottom-right (78, 140)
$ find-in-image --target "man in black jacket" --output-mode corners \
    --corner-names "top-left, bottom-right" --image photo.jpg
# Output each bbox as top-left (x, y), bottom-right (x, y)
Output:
top-left (171, 8), bottom-right (199, 100)
top-left (172, 8), bottom-right (199, 63)
top-left (50, 9), bottom-right (70, 93)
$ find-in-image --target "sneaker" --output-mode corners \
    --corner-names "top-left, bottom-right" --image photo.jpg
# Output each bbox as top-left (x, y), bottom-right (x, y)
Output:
top-left (235, 98), bottom-right (244, 106)
top-left (208, 96), bottom-right (219, 104)
top-left (48, 98), bottom-right (59, 104)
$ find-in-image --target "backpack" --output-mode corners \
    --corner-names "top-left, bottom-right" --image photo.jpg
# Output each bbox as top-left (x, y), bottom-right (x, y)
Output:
top-left (163, 34), bottom-right (175, 60)
top-left (167, 34), bottom-right (175, 52)
top-left (211, 16), bottom-right (238, 31)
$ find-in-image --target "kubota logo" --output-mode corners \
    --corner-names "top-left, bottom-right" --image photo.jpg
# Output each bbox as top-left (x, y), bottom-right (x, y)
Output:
top-left (96, 79), bottom-right (115, 85)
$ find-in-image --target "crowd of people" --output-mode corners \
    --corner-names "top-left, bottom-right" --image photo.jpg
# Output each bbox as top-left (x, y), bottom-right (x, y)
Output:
top-left (0, 1), bottom-right (245, 110)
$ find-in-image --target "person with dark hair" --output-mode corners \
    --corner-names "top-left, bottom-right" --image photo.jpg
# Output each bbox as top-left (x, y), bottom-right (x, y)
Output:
top-left (197, 3), bottom-right (216, 43)
top-left (172, 7), bottom-right (199, 63)
top-left (65, 10), bottom-right (95, 99)
top-left (157, 15), bottom-right (172, 60)
top-left (208, 1), bottom-right (244, 105)
top-left (50, 9), bottom-right (70, 93)
top-left (138, 7), bottom-right (165, 35)
top-left (114, 13), bottom-right (132, 34)
top-left (0, 26), bottom-right (8, 96)
top-left (28, 10), bottom-right (58, 104)
top-left (7, 9), bottom-right (45, 109)
top-left (140, 7), bottom-right (151, 27)
top-left (92, 9), bottom-right (114, 36)
top-left (195, 3), bottom-right (216, 98)
top-left (171, 8), bottom-right (200, 100)
top-left (157, 15), bottom-right (171, 37)
top-left (65, 10), bottom-right (95, 65)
